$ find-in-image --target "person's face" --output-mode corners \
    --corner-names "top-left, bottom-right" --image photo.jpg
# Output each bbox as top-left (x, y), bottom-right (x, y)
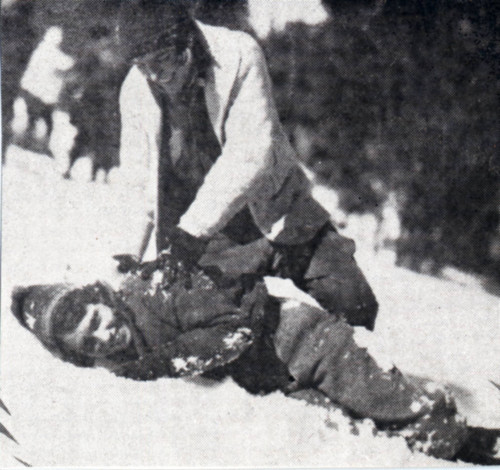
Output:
top-left (61, 303), bottom-right (132, 358)
top-left (133, 46), bottom-right (195, 100)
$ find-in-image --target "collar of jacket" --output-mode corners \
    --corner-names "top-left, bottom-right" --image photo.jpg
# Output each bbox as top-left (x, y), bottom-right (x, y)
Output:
top-left (114, 295), bottom-right (149, 358)
top-left (194, 21), bottom-right (242, 144)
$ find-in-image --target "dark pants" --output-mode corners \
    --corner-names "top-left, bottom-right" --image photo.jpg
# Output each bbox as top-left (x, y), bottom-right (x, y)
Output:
top-left (271, 224), bottom-right (378, 330)
top-left (21, 90), bottom-right (54, 142)
top-left (273, 299), bottom-right (468, 459)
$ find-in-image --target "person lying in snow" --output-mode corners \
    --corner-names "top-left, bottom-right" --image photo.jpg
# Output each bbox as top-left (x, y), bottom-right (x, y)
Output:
top-left (12, 253), bottom-right (481, 461)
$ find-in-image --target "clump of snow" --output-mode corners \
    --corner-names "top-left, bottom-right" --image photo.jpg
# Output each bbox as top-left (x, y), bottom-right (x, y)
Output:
top-left (425, 381), bottom-right (442, 394)
top-left (264, 276), bottom-right (322, 308)
top-left (24, 313), bottom-right (37, 330)
top-left (223, 328), bottom-right (252, 349)
top-left (10, 97), bottom-right (29, 136)
top-left (410, 401), bottom-right (424, 414)
top-left (352, 326), bottom-right (395, 373)
top-left (146, 270), bottom-right (164, 296)
top-left (1, 147), bottom-right (499, 466)
top-left (171, 356), bottom-right (207, 374)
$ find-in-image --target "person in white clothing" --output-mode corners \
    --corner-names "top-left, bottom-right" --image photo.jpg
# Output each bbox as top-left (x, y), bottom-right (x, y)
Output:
top-left (116, 0), bottom-right (378, 332)
top-left (18, 26), bottom-right (74, 151)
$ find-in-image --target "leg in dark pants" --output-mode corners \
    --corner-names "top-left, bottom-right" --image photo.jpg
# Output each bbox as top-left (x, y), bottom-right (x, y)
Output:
top-left (64, 126), bottom-right (91, 179)
top-left (273, 298), bottom-right (468, 459)
top-left (201, 220), bottom-right (378, 331)
top-left (274, 225), bottom-right (379, 331)
top-left (304, 228), bottom-right (379, 330)
top-left (40, 104), bottom-right (54, 141)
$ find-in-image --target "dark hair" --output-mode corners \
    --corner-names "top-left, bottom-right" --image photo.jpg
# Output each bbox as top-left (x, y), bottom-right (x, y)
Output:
top-left (117, 0), bottom-right (196, 60)
top-left (51, 282), bottom-right (117, 367)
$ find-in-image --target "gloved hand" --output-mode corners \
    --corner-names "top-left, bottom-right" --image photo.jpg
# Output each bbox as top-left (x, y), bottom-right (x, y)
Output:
top-left (164, 226), bottom-right (208, 270)
top-left (113, 254), bottom-right (141, 274)
top-left (114, 249), bottom-right (194, 289)
top-left (113, 254), bottom-right (161, 281)
top-left (115, 227), bottom-right (208, 286)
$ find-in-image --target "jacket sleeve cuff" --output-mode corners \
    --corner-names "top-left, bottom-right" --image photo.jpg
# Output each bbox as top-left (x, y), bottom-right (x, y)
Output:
top-left (177, 214), bottom-right (212, 239)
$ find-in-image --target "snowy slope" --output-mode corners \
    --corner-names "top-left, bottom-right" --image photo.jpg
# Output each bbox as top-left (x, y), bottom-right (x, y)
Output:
top-left (1, 146), bottom-right (498, 467)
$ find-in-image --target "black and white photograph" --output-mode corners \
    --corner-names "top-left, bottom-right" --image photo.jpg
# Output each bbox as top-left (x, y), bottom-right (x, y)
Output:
top-left (1, 0), bottom-right (499, 467)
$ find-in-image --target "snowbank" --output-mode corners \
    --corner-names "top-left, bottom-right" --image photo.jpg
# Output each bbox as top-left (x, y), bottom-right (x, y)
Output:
top-left (1, 147), bottom-right (498, 467)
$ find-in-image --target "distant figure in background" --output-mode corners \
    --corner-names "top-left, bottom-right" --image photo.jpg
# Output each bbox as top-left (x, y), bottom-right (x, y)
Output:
top-left (17, 26), bottom-right (74, 156)
top-left (59, 27), bottom-right (128, 181)
top-left (1, 0), bottom-right (38, 161)
top-left (374, 191), bottom-right (401, 253)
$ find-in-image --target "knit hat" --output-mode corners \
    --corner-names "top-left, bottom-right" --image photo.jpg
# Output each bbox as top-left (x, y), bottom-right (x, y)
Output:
top-left (116, 0), bottom-right (194, 61)
top-left (11, 284), bottom-right (75, 351)
top-left (12, 282), bottom-right (141, 368)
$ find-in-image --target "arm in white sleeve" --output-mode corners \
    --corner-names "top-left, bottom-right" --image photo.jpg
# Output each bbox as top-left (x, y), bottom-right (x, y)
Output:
top-left (178, 37), bottom-right (278, 238)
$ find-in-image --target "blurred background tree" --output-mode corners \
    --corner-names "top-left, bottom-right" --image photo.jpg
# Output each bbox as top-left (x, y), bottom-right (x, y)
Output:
top-left (263, 0), bottom-right (499, 277)
top-left (2, 0), bottom-right (498, 278)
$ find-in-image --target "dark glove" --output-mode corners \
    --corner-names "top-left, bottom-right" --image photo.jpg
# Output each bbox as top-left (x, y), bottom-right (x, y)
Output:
top-left (114, 251), bottom-right (193, 290)
top-left (165, 227), bottom-right (208, 269)
top-left (113, 254), bottom-right (141, 274)
top-left (113, 254), bottom-right (163, 281)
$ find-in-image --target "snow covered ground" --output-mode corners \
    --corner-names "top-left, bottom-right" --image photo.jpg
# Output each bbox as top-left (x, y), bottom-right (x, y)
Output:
top-left (1, 145), bottom-right (499, 467)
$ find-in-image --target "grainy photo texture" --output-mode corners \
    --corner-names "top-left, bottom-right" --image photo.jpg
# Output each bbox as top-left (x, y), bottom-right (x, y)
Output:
top-left (1, 0), bottom-right (499, 467)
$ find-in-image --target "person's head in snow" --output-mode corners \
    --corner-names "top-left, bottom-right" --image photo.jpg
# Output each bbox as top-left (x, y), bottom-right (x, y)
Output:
top-left (11, 283), bottom-right (135, 367)
top-left (56, 299), bottom-right (132, 359)
top-left (11, 265), bottom-right (256, 378)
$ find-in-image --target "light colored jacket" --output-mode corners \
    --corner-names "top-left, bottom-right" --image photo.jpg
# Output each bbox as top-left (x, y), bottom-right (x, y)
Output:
top-left (119, 21), bottom-right (329, 245)
top-left (20, 27), bottom-right (74, 105)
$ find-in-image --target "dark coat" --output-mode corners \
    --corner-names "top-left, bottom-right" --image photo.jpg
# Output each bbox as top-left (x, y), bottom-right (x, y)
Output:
top-left (112, 270), bottom-right (266, 380)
